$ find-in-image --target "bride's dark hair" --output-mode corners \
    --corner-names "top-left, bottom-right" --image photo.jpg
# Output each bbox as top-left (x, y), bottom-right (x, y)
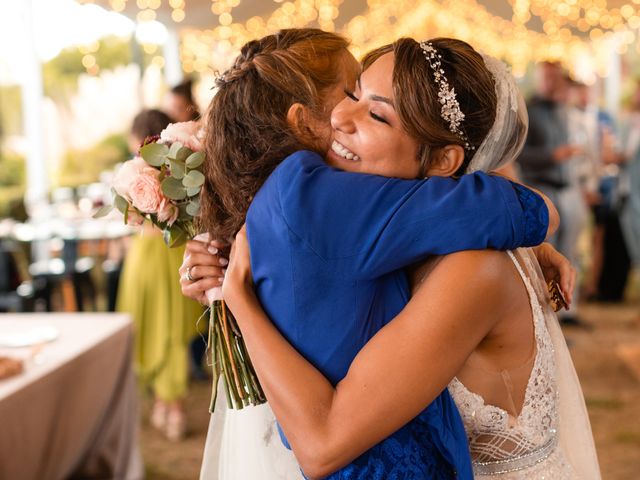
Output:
top-left (362, 38), bottom-right (497, 176)
top-left (199, 28), bottom-right (350, 240)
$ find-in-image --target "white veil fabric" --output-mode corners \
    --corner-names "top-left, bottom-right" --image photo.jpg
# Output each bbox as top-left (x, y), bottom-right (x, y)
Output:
top-left (513, 248), bottom-right (602, 479)
top-left (467, 54), bottom-right (529, 174)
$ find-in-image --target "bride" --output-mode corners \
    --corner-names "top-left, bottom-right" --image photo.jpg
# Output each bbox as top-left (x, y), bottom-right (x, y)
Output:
top-left (223, 42), bottom-right (597, 479)
top-left (183, 31), bottom-right (561, 479)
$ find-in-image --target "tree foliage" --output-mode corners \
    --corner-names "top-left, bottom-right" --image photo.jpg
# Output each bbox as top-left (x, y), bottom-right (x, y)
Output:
top-left (57, 133), bottom-right (130, 187)
top-left (42, 35), bottom-right (134, 102)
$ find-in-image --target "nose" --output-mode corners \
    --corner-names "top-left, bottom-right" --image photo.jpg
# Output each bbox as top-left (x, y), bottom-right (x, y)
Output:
top-left (330, 97), bottom-right (357, 135)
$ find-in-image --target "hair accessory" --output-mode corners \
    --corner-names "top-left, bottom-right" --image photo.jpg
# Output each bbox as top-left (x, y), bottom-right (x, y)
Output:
top-left (419, 41), bottom-right (475, 150)
top-left (214, 70), bottom-right (228, 88)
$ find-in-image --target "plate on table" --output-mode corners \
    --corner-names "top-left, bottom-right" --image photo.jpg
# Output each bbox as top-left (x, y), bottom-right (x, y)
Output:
top-left (0, 324), bottom-right (59, 348)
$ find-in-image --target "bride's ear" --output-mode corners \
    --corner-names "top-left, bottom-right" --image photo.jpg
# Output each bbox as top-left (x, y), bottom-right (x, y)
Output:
top-left (425, 145), bottom-right (466, 177)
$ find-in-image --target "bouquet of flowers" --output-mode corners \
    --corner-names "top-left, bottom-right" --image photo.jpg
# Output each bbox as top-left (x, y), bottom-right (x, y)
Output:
top-left (95, 121), bottom-right (265, 411)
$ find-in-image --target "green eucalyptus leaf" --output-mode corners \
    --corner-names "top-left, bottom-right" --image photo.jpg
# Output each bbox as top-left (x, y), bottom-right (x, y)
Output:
top-left (176, 146), bottom-right (191, 162)
top-left (182, 170), bottom-right (205, 188)
top-left (163, 225), bottom-right (188, 248)
top-left (140, 142), bottom-right (169, 167)
top-left (186, 186), bottom-right (201, 197)
top-left (168, 141), bottom-right (183, 159)
top-left (92, 205), bottom-right (113, 218)
top-left (186, 201), bottom-right (200, 217)
top-left (185, 151), bottom-right (204, 169)
top-left (170, 160), bottom-right (186, 180)
top-left (161, 176), bottom-right (187, 200)
top-left (178, 204), bottom-right (191, 220)
top-left (114, 194), bottom-right (129, 214)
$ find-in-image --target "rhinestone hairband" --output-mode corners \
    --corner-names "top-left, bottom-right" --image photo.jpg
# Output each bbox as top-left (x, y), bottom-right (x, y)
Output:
top-left (419, 41), bottom-right (475, 151)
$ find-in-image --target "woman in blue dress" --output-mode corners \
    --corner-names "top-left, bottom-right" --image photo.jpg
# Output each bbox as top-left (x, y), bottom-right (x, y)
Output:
top-left (182, 31), bottom-right (560, 479)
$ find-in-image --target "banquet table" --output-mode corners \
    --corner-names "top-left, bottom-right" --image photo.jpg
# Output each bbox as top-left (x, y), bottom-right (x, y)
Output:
top-left (0, 313), bottom-right (143, 480)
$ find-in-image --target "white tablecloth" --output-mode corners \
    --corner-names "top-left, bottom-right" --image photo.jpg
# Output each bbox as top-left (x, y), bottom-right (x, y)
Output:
top-left (0, 313), bottom-right (143, 480)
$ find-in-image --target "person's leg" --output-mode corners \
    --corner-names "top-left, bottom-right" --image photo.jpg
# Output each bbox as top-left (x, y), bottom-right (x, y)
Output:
top-left (583, 215), bottom-right (604, 300)
top-left (151, 245), bottom-right (206, 440)
top-left (598, 211), bottom-right (632, 301)
top-left (555, 187), bottom-right (589, 325)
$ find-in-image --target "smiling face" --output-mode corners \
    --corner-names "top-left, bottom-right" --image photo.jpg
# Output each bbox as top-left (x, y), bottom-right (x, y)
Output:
top-left (325, 52), bottom-right (422, 179)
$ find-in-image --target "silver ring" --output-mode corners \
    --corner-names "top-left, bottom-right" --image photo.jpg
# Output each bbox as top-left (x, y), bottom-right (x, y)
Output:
top-left (186, 266), bottom-right (195, 282)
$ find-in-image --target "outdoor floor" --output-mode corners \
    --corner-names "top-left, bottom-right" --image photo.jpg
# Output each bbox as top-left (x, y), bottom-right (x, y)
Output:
top-left (139, 299), bottom-right (640, 480)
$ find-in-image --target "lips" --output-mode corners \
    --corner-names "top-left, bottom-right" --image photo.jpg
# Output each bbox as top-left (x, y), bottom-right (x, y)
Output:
top-left (331, 140), bottom-right (360, 161)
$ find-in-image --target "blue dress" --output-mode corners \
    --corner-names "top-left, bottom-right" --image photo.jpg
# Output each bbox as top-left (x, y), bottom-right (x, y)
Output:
top-left (246, 151), bottom-right (548, 479)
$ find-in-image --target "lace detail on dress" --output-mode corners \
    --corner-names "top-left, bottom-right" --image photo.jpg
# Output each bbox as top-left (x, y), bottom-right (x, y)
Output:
top-left (449, 250), bottom-right (575, 478)
top-left (325, 409), bottom-right (455, 480)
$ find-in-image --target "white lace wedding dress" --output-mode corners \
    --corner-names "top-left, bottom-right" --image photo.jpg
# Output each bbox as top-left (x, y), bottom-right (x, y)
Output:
top-left (448, 249), bottom-right (600, 479)
top-left (201, 249), bottom-right (600, 480)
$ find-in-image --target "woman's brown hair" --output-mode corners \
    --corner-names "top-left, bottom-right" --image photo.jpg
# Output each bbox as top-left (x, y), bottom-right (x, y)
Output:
top-left (199, 28), bottom-right (350, 240)
top-left (362, 38), bottom-right (497, 176)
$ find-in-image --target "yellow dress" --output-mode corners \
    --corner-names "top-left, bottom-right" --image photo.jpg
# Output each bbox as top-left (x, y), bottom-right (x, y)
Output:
top-left (117, 230), bottom-right (205, 402)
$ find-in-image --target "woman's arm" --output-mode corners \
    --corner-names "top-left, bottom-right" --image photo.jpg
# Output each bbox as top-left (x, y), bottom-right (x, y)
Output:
top-left (531, 242), bottom-right (575, 305)
top-left (224, 228), bottom-right (516, 479)
top-left (525, 185), bottom-right (560, 236)
top-left (268, 152), bottom-right (550, 280)
top-left (491, 166), bottom-right (559, 239)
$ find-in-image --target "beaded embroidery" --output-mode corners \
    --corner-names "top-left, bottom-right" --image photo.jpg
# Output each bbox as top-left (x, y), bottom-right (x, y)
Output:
top-left (419, 41), bottom-right (475, 150)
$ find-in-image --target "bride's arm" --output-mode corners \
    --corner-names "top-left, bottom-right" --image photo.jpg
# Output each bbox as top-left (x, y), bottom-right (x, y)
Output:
top-left (223, 228), bottom-right (515, 479)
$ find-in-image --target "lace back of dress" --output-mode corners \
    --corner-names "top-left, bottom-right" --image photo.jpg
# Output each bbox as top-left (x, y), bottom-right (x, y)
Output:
top-left (448, 249), bottom-right (574, 477)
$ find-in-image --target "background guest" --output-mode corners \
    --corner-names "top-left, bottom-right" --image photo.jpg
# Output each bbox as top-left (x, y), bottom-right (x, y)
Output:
top-left (517, 61), bottom-right (588, 327)
top-left (163, 79), bottom-right (200, 123)
top-left (116, 108), bottom-right (205, 441)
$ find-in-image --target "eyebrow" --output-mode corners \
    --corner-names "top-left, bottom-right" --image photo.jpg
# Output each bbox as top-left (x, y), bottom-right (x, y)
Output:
top-left (357, 76), bottom-right (394, 107)
top-left (370, 94), bottom-right (394, 106)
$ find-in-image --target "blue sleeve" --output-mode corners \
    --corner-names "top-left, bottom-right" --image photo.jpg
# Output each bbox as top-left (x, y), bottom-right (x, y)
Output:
top-left (276, 151), bottom-right (548, 279)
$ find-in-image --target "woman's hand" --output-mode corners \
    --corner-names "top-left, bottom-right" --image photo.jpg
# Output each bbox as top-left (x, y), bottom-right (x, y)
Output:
top-left (532, 242), bottom-right (576, 306)
top-left (222, 225), bottom-right (255, 313)
top-left (179, 238), bottom-right (229, 305)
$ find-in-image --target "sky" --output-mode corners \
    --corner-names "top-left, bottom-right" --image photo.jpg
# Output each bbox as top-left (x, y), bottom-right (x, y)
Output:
top-left (0, 0), bottom-right (136, 84)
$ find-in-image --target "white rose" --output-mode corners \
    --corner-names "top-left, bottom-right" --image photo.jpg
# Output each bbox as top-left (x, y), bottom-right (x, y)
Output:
top-left (160, 121), bottom-right (204, 152)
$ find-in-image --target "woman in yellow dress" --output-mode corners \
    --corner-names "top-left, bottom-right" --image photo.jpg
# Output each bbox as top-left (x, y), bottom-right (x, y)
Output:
top-left (117, 109), bottom-right (205, 441)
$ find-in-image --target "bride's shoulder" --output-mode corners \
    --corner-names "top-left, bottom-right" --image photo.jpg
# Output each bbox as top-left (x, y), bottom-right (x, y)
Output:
top-left (428, 250), bottom-right (521, 307)
top-left (435, 250), bottom-right (515, 281)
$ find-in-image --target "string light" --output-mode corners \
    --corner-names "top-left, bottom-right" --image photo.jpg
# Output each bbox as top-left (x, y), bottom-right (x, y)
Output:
top-left (78, 0), bottom-right (640, 82)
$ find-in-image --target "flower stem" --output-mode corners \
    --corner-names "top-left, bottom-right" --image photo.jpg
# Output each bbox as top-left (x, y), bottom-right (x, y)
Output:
top-left (220, 301), bottom-right (246, 402)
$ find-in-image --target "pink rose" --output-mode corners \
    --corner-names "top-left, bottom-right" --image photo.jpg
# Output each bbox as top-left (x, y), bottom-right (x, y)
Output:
top-left (157, 198), bottom-right (179, 226)
top-left (112, 156), bottom-right (157, 201)
top-left (129, 172), bottom-right (164, 213)
top-left (126, 209), bottom-right (145, 226)
top-left (160, 121), bottom-right (204, 152)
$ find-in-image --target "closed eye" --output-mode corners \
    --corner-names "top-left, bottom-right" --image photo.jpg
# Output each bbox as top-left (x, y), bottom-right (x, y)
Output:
top-left (370, 112), bottom-right (389, 124)
top-left (344, 89), bottom-right (359, 101)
